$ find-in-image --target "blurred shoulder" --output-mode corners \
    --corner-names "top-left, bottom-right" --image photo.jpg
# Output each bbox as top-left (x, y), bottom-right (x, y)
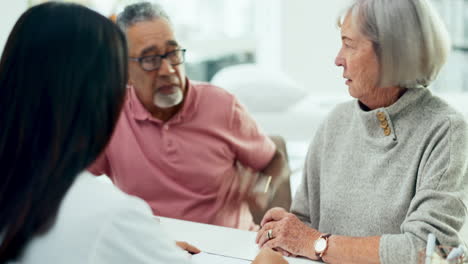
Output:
top-left (325, 100), bottom-right (356, 124)
top-left (191, 80), bottom-right (236, 104)
top-left (420, 91), bottom-right (468, 129)
top-left (64, 172), bottom-right (152, 219)
top-left (14, 172), bottom-right (155, 263)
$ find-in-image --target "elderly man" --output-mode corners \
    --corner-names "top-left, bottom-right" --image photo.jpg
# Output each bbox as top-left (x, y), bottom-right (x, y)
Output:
top-left (89, 2), bottom-right (288, 230)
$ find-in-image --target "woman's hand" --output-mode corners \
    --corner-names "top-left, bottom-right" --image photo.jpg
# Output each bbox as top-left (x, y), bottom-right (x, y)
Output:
top-left (252, 247), bottom-right (289, 264)
top-left (256, 209), bottom-right (321, 260)
top-left (260, 207), bottom-right (289, 227)
top-left (175, 241), bottom-right (201, 254)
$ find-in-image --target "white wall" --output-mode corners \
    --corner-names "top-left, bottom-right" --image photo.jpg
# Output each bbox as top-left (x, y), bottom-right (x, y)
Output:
top-left (0, 1), bottom-right (28, 53)
top-left (256, 0), bottom-right (352, 95)
top-left (1, 0), bottom-right (351, 96)
top-left (255, 0), bottom-right (283, 71)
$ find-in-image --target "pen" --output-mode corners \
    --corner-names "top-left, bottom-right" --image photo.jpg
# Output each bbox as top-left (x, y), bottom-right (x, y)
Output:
top-left (263, 175), bottom-right (272, 193)
top-left (446, 245), bottom-right (465, 262)
top-left (425, 233), bottom-right (436, 264)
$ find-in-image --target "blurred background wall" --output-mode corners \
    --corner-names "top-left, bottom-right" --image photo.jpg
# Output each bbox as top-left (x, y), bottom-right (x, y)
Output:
top-left (0, 1), bottom-right (27, 52)
top-left (1, 0), bottom-right (467, 94)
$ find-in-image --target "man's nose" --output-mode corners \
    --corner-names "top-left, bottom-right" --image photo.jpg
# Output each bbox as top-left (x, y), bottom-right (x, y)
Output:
top-left (158, 59), bottom-right (176, 76)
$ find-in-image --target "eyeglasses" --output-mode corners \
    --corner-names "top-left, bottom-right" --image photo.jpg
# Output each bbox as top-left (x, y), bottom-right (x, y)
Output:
top-left (129, 49), bottom-right (186, 71)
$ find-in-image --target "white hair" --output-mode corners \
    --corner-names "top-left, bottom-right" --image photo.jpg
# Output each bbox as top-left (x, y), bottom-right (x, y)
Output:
top-left (116, 2), bottom-right (172, 33)
top-left (339, 0), bottom-right (451, 89)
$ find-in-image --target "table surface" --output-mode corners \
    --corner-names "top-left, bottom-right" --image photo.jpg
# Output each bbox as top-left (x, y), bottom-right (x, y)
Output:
top-left (159, 217), bottom-right (320, 264)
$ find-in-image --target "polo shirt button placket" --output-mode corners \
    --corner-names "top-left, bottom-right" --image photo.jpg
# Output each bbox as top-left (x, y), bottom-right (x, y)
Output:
top-left (161, 124), bottom-right (170, 153)
top-left (162, 124), bottom-right (177, 157)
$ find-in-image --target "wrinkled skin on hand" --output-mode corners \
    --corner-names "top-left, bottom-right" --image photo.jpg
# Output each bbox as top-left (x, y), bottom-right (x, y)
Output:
top-left (255, 207), bottom-right (321, 260)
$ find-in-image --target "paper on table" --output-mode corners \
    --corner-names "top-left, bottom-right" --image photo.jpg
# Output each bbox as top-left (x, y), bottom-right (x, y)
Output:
top-left (159, 217), bottom-right (319, 264)
top-left (159, 217), bottom-right (259, 260)
top-left (191, 252), bottom-right (251, 264)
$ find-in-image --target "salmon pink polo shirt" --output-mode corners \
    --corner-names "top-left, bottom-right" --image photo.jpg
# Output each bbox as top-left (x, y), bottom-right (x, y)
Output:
top-left (89, 79), bottom-right (275, 230)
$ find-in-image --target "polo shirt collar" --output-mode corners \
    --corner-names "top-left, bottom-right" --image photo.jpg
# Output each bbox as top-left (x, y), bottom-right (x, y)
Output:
top-left (127, 77), bottom-right (199, 124)
top-left (127, 85), bottom-right (150, 121)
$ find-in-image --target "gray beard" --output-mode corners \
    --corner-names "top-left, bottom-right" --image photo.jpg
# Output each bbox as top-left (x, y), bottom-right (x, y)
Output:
top-left (153, 88), bottom-right (183, 108)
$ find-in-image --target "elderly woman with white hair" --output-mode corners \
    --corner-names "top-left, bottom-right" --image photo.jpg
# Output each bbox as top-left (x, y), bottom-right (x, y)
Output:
top-left (256, 0), bottom-right (468, 263)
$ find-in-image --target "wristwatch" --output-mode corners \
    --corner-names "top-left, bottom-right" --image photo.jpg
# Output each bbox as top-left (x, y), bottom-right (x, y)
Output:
top-left (314, 233), bottom-right (332, 261)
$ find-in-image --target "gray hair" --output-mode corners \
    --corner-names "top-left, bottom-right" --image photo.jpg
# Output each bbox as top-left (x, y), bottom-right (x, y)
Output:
top-left (116, 2), bottom-right (172, 33)
top-left (339, 0), bottom-right (451, 89)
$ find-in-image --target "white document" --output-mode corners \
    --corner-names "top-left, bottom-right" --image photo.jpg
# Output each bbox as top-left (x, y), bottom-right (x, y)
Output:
top-left (191, 252), bottom-right (251, 264)
top-left (159, 217), bottom-right (259, 260)
top-left (160, 217), bottom-right (319, 264)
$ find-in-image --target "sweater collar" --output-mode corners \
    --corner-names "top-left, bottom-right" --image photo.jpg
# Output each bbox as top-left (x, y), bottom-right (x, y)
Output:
top-left (353, 88), bottom-right (431, 141)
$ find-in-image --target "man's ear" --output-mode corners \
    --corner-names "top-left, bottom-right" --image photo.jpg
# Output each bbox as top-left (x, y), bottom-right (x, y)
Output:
top-left (126, 77), bottom-right (134, 89)
top-left (127, 75), bottom-right (134, 86)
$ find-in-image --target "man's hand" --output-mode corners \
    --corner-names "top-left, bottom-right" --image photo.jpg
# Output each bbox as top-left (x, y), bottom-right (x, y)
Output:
top-left (175, 241), bottom-right (201, 254)
top-left (235, 162), bottom-right (273, 211)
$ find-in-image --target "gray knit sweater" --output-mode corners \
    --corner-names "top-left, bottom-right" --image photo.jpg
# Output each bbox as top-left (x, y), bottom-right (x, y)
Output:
top-left (291, 88), bottom-right (468, 264)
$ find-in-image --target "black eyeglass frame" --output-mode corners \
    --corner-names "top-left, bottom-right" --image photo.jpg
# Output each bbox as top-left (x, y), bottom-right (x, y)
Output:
top-left (129, 49), bottom-right (187, 71)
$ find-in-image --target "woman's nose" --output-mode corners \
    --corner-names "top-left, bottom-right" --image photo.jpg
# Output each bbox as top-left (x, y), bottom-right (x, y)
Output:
top-left (335, 54), bottom-right (345, 67)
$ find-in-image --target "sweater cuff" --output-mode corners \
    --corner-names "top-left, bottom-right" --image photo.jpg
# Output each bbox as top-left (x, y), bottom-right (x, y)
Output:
top-left (380, 234), bottom-right (421, 264)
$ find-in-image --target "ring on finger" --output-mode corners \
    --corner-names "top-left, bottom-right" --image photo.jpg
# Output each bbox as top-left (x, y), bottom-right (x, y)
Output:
top-left (266, 229), bottom-right (273, 240)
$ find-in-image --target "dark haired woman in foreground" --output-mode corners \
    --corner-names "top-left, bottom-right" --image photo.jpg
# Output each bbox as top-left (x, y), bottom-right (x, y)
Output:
top-left (0, 3), bottom-right (286, 263)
